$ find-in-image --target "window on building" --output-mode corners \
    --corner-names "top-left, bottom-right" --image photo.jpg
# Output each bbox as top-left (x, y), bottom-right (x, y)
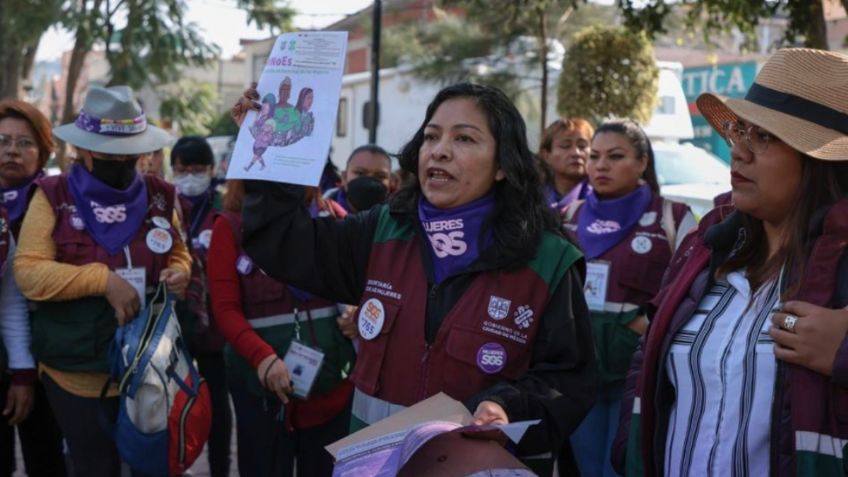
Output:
top-left (337, 98), bottom-right (348, 137)
top-left (362, 101), bottom-right (380, 130)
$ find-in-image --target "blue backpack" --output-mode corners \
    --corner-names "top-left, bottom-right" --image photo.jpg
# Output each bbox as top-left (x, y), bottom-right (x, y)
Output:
top-left (109, 283), bottom-right (212, 476)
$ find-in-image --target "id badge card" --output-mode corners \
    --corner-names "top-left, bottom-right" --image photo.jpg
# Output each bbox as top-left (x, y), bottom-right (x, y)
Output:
top-left (283, 340), bottom-right (325, 399)
top-left (584, 261), bottom-right (611, 312)
top-left (116, 267), bottom-right (147, 310)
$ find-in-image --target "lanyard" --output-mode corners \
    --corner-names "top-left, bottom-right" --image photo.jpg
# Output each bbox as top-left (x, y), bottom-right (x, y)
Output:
top-left (189, 193), bottom-right (212, 238)
top-left (123, 246), bottom-right (133, 268)
top-left (291, 307), bottom-right (320, 345)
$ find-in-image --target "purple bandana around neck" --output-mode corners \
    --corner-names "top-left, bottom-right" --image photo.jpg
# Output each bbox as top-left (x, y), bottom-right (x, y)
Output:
top-left (544, 177), bottom-right (590, 211)
top-left (287, 201), bottom-right (323, 302)
top-left (67, 164), bottom-right (148, 255)
top-left (0, 172), bottom-right (43, 223)
top-left (418, 192), bottom-right (495, 284)
top-left (577, 183), bottom-right (653, 260)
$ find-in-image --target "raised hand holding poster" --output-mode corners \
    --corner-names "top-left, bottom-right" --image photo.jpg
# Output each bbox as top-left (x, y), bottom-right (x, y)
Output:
top-left (226, 31), bottom-right (348, 185)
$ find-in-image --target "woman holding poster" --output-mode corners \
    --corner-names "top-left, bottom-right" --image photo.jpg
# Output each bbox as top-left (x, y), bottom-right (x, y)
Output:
top-left (232, 82), bottom-right (597, 475)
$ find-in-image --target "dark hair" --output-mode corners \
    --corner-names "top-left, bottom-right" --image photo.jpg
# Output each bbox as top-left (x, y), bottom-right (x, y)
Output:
top-left (170, 136), bottom-right (214, 167)
top-left (719, 157), bottom-right (848, 294)
top-left (347, 144), bottom-right (392, 169)
top-left (593, 119), bottom-right (660, 194)
top-left (295, 88), bottom-right (313, 112)
top-left (392, 82), bottom-right (561, 267)
top-left (0, 99), bottom-right (53, 169)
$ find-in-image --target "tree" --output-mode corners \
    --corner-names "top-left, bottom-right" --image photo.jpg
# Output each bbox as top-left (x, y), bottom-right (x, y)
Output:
top-left (615, 0), bottom-right (838, 50)
top-left (207, 110), bottom-right (240, 137)
top-left (557, 25), bottom-right (659, 125)
top-left (52, 0), bottom-right (295, 169)
top-left (0, 0), bottom-right (63, 99)
top-left (159, 81), bottom-right (220, 137)
top-left (440, 0), bottom-right (580, 133)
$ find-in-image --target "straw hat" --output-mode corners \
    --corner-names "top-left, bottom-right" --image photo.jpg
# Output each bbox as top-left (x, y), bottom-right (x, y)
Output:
top-left (54, 86), bottom-right (172, 156)
top-left (696, 48), bottom-right (848, 161)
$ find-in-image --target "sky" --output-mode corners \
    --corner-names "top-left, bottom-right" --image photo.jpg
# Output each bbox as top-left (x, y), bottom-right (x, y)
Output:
top-left (35, 0), bottom-right (375, 62)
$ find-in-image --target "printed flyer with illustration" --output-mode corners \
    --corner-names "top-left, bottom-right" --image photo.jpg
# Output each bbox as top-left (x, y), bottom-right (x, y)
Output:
top-left (327, 393), bottom-right (538, 476)
top-left (226, 31), bottom-right (347, 185)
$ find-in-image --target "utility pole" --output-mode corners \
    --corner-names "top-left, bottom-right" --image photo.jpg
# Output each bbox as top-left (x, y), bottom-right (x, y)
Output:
top-left (368, 0), bottom-right (381, 144)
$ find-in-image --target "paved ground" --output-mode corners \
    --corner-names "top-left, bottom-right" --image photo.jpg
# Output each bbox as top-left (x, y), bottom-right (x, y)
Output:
top-left (11, 404), bottom-right (241, 477)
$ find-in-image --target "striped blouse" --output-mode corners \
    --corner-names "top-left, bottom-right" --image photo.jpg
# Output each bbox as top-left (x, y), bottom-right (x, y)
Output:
top-left (664, 270), bottom-right (780, 477)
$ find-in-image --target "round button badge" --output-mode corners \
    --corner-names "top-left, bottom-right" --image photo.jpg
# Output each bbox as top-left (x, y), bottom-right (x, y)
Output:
top-left (358, 298), bottom-right (385, 341)
top-left (146, 228), bottom-right (173, 254)
top-left (198, 229), bottom-right (213, 249)
top-left (639, 211), bottom-right (657, 227)
top-left (477, 342), bottom-right (507, 374)
top-left (236, 255), bottom-right (253, 275)
top-left (152, 216), bottom-right (171, 230)
top-left (631, 235), bottom-right (653, 255)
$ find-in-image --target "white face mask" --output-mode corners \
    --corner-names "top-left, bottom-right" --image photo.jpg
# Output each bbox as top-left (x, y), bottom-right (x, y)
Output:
top-left (174, 172), bottom-right (212, 197)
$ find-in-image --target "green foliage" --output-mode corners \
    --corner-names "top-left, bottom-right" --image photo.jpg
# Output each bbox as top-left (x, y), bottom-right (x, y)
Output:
top-left (615, 0), bottom-right (827, 50)
top-left (207, 110), bottom-right (240, 137)
top-left (557, 25), bottom-right (658, 124)
top-left (103, 1), bottom-right (219, 89)
top-left (160, 81), bottom-right (220, 136)
top-left (58, 0), bottom-right (294, 91)
top-left (0, 0), bottom-right (63, 98)
top-left (234, 0), bottom-right (296, 33)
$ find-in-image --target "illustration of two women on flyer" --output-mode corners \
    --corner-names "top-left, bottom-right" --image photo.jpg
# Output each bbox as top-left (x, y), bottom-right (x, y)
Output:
top-left (245, 76), bottom-right (315, 172)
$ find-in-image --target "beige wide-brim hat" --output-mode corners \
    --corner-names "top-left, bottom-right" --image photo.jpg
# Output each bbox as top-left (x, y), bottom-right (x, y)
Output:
top-left (696, 48), bottom-right (848, 161)
top-left (54, 85), bottom-right (172, 156)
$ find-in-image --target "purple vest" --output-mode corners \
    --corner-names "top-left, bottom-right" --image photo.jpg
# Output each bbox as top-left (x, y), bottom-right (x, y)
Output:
top-left (217, 211), bottom-right (337, 318)
top-left (353, 217), bottom-right (569, 406)
top-left (39, 174), bottom-right (177, 290)
top-left (565, 195), bottom-right (689, 306)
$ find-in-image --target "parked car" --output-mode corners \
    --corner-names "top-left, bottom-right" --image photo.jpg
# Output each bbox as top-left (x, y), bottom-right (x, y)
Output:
top-left (653, 141), bottom-right (731, 218)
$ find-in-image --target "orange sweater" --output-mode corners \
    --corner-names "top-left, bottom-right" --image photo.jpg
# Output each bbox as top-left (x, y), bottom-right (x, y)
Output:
top-left (14, 188), bottom-right (192, 397)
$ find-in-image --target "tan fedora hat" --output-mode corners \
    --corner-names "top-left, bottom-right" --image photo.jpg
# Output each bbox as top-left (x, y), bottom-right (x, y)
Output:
top-left (53, 85), bottom-right (172, 156)
top-left (696, 48), bottom-right (848, 161)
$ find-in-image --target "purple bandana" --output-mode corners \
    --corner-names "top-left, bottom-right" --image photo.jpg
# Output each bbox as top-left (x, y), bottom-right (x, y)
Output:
top-left (418, 193), bottom-right (495, 284)
top-left (577, 183), bottom-right (653, 260)
top-left (544, 177), bottom-right (590, 211)
top-left (0, 172), bottom-right (42, 223)
top-left (75, 109), bottom-right (146, 136)
top-left (67, 164), bottom-right (148, 255)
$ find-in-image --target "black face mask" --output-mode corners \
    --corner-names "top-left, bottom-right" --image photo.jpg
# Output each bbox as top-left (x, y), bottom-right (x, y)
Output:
top-left (346, 175), bottom-right (389, 212)
top-left (90, 157), bottom-right (139, 190)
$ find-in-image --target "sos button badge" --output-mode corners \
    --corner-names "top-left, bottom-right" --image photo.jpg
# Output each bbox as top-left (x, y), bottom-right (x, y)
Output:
top-left (358, 298), bottom-right (385, 340)
top-left (477, 342), bottom-right (507, 374)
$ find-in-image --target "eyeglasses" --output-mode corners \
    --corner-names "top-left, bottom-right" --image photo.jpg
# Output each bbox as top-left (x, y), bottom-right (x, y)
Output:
top-left (722, 121), bottom-right (773, 154)
top-left (0, 134), bottom-right (37, 151)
